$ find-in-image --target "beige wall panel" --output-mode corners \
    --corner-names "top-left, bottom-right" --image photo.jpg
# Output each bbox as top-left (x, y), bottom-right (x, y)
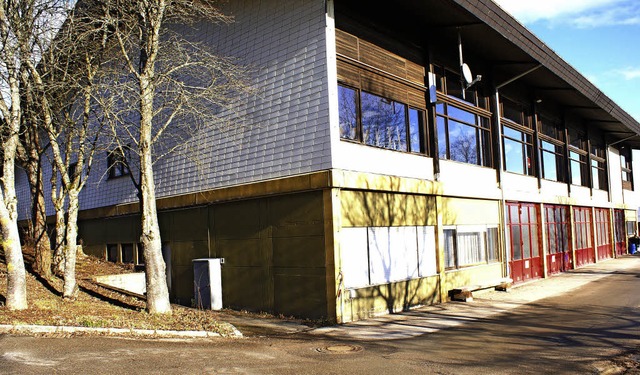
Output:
top-left (216, 239), bottom-right (266, 267)
top-left (442, 198), bottom-right (499, 225)
top-left (274, 271), bottom-right (328, 319)
top-left (269, 192), bottom-right (325, 238)
top-left (163, 207), bottom-right (208, 242)
top-left (79, 215), bottom-right (139, 246)
top-left (340, 190), bottom-right (436, 227)
top-left (442, 263), bottom-right (503, 292)
top-left (222, 267), bottom-right (270, 312)
top-left (342, 276), bottom-right (440, 322)
top-left (78, 219), bottom-right (109, 245)
top-left (272, 236), bottom-right (326, 268)
top-left (173, 265), bottom-right (194, 303)
top-left (213, 200), bottom-right (263, 240)
top-left (211, 191), bottom-right (328, 318)
top-left (171, 240), bottom-right (209, 267)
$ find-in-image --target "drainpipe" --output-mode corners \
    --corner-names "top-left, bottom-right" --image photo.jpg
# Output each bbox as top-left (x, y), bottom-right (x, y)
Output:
top-left (492, 88), bottom-right (509, 278)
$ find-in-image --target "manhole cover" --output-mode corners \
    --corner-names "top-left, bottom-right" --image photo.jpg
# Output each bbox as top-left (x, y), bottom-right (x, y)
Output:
top-left (316, 344), bottom-right (363, 354)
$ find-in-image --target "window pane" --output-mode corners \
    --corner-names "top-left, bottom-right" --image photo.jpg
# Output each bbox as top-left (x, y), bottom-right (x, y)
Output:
top-left (107, 244), bottom-right (118, 262)
top-left (437, 116), bottom-right (447, 159)
top-left (481, 129), bottom-right (492, 167)
top-left (487, 228), bottom-right (499, 262)
top-left (457, 232), bottom-right (483, 266)
top-left (511, 226), bottom-right (522, 260)
top-left (444, 229), bottom-right (456, 268)
top-left (121, 244), bottom-right (134, 263)
top-left (448, 120), bottom-right (478, 164)
top-left (530, 224), bottom-right (539, 257)
top-left (361, 92), bottom-right (408, 150)
top-left (447, 105), bottom-right (477, 125)
top-left (409, 108), bottom-right (423, 153)
top-left (522, 225), bottom-right (531, 259)
top-left (542, 150), bottom-right (558, 181)
top-left (503, 126), bottom-right (523, 140)
top-left (509, 205), bottom-right (520, 224)
top-left (570, 159), bottom-right (582, 185)
top-left (338, 85), bottom-right (358, 140)
top-left (520, 206), bottom-right (531, 224)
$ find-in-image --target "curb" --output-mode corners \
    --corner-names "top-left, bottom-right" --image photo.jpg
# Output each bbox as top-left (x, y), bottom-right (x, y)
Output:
top-left (0, 323), bottom-right (243, 338)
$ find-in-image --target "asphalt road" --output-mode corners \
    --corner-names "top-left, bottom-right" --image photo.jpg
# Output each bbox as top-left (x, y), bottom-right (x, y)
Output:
top-left (1, 259), bottom-right (639, 375)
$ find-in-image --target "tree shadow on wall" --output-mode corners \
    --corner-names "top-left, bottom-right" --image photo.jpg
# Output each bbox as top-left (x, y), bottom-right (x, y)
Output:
top-left (339, 177), bottom-right (458, 318)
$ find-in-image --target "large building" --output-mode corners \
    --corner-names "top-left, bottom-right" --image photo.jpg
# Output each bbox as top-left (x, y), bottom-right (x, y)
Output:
top-left (17, 0), bottom-right (640, 323)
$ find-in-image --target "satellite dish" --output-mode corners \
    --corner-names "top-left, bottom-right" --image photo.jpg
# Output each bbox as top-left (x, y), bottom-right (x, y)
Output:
top-left (461, 63), bottom-right (473, 84)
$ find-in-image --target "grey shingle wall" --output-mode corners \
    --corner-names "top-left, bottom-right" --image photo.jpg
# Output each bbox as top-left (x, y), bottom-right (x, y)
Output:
top-left (16, 0), bottom-right (331, 219)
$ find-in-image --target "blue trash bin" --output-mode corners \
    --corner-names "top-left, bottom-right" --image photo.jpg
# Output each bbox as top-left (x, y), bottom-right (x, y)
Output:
top-left (630, 241), bottom-right (637, 255)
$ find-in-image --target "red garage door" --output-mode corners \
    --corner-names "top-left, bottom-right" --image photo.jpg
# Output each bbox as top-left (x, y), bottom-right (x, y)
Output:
top-left (506, 203), bottom-right (543, 284)
top-left (595, 208), bottom-right (612, 261)
top-left (545, 205), bottom-right (571, 275)
top-left (613, 209), bottom-right (626, 256)
top-left (573, 207), bottom-right (595, 267)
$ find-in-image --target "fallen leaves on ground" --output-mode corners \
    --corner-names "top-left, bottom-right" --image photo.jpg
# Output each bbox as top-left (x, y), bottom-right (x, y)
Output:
top-left (0, 246), bottom-right (236, 336)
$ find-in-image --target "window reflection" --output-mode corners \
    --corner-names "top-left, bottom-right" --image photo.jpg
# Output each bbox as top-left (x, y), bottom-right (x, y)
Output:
top-left (338, 84), bottom-right (426, 155)
top-left (361, 92), bottom-right (407, 151)
top-left (436, 102), bottom-right (491, 167)
top-left (338, 85), bottom-right (358, 140)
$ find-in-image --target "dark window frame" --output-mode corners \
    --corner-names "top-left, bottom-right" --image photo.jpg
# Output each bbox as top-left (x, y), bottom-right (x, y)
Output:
top-left (567, 128), bottom-right (589, 187)
top-left (620, 146), bottom-right (633, 190)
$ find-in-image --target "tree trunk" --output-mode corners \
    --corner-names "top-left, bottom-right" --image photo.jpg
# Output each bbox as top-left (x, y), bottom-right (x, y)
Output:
top-left (63, 190), bottom-right (80, 299)
top-left (139, 75), bottom-right (171, 314)
top-left (2, 89), bottom-right (27, 309)
top-left (26, 161), bottom-right (52, 279)
top-left (52, 207), bottom-right (66, 276)
top-left (0, 194), bottom-right (28, 310)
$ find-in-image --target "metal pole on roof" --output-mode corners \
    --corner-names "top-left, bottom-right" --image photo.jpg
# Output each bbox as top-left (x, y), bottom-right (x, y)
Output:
top-left (458, 29), bottom-right (466, 101)
top-left (496, 64), bottom-right (542, 90)
top-left (607, 134), bottom-right (639, 147)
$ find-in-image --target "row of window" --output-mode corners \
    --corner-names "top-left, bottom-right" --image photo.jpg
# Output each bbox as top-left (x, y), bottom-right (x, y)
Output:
top-left (338, 85), bottom-right (425, 154)
top-left (336, 58), bottom-right (633, 191)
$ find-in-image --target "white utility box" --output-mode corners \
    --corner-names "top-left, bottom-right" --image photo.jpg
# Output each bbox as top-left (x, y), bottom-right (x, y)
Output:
top-left (193, 258), bottom-right (224, 310)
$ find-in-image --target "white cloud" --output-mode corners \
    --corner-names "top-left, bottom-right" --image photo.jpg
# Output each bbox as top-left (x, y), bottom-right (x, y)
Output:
top-left (493, 0), bottom-right (639, 27)
top-left (617, 68), bottom-right (640, 80)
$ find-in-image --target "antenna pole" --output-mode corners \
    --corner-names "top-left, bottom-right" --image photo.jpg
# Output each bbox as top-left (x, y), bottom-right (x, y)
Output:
top-left (458, 28), bottom-right (466, 100)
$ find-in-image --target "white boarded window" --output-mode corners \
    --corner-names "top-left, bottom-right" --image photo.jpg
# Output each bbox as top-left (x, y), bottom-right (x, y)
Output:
top-left (368, 227), bottom-right (419, 284)
top-left (340, 227), bottom-right (370, 288)
top-left (418, 226), bottom-right (437, 276)
top-left (341, 226), bottom-right (435, 288)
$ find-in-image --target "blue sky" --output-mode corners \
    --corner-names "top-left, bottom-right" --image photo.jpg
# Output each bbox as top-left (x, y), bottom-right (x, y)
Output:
top-left (493, 0), bottom-right (640, 122)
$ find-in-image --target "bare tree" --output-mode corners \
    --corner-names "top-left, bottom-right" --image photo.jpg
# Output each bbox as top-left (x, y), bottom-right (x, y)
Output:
top-left (92, 0), bottom-right (253, 313)
top-left (0, 0), bottom-right (30, 310)
top-left (22, 1), bottom-right (110, 297)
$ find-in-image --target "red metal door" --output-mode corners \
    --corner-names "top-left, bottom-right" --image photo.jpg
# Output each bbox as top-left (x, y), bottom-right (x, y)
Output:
top-left (507, 203), bottom-right (543, 283)
top-left (595, 208), bottom-right (612, 260)
top-left (545, 205), bottom-right (571, 275)
top-left (573, 207), bottom-right (595, 267)
top-left (613, 209), bottom-right (626, 256)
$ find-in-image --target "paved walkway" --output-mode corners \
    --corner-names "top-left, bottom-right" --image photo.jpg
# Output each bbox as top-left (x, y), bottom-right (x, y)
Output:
top-left (310, 255), bottom-right (640, 341)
